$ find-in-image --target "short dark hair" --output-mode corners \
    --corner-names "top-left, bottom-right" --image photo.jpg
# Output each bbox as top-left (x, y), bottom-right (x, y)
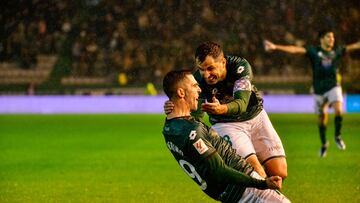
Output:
top-left (195, 41), bottom-right (223, 64)
top-left (318, 29), bottom-right (333, 39)
top-left (163, 70), bottom-right (192, 99)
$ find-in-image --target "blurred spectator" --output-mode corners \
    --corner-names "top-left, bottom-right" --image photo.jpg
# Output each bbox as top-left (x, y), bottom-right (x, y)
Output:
top-left (1, 0), bottom-right (359, 87)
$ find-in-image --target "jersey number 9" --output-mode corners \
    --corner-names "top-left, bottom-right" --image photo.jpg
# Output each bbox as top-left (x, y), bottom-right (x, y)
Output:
top-left (179, 159), bottom-right (207, 190)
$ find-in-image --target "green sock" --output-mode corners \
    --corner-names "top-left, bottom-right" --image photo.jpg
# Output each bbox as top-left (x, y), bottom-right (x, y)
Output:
top-left (319, 125), bottom-right (327, 145)
top-left (335, 115), bottom-right (343, 137)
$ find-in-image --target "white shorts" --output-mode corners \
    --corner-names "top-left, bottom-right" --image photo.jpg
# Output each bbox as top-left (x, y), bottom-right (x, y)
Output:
top-left (212, 110), bottom-right (285, 164)
top-left (238, 172), bottom-right (291, 203)
top-left (314, 86), bottom-right (343, 114)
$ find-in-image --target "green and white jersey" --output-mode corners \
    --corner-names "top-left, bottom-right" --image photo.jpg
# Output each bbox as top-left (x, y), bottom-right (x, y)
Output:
top-left (306, 46), bottom-right (346, 94)
top-left (163, 116), bottom-right (266, 202)
top-left (193, 55), bottom-right (263, 125)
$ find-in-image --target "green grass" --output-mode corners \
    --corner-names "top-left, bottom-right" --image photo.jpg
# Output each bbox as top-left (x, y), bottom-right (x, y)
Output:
top-left (0, 114), bottom-right (359, 202)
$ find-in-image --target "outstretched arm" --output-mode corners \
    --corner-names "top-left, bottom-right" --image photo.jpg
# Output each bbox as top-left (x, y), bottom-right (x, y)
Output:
top-left (346, 41), bottom-right (360, 52)
top-left (264, 40), bottom-right (306, 54)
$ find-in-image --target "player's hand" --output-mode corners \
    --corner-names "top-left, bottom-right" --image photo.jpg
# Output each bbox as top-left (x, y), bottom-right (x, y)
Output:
top-left (164, 100), bottom-right (174, 115)
top-left (201, 97), bottom-right (228, 115)
top-left (265, 176), bottom-right (282, 190)
top-left (264, 40), bottom-right (276, 52)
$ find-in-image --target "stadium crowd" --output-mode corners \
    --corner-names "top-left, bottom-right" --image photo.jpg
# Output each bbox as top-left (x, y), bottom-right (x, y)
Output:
top-left (1, 0), bottom-right (359, 86)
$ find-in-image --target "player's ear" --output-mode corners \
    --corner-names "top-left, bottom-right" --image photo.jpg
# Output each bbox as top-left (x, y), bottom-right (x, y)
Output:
top-left (221, 55), bottom-right (226, 65)
top-left (176, 88), bottom-right (185, 98)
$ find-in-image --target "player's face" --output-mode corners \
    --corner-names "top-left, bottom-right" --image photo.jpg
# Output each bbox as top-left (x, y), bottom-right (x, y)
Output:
top-left (197, 55), bottom-right (226, 85)
top-left (183, 75), bottom-right (201, 111)
top-left (321, 32), bottom-right (335, 49)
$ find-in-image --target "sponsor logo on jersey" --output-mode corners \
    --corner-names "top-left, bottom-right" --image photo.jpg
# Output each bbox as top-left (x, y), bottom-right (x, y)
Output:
top-left (233, 78), bottom-right (251, 92)
top-left (189, 130), bottom-right (197, 140)
top-left (237, 66), bottom-right (245, 74)
top-left (193, 138), bottom-right (209, 154)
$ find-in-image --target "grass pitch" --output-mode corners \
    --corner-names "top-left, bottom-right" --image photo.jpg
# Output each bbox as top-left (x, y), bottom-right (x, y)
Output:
top-left (0, 114), bottom-right (359, 202)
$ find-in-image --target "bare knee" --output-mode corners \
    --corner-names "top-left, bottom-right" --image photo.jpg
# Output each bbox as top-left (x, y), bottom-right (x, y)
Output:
top-left (264, 157), bottom-right (288, 179)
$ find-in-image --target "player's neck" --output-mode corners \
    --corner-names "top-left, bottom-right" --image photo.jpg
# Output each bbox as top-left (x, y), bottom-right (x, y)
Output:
top-left (167, 100), bottom-right (191, 119)
top-left (321, 44), bottom-right (332, 52)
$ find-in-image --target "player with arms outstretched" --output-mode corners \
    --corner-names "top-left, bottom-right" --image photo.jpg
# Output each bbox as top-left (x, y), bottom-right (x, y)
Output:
top-left (264, 30), bottom-right (360, 157)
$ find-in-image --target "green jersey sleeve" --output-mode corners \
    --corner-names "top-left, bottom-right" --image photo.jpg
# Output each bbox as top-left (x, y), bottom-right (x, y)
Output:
top-left (192, 121), bottom-right (267, 189)
top-left (225, 56), bottom-right (253, 115)
top-left (205, 152), bottom-right (268, 189)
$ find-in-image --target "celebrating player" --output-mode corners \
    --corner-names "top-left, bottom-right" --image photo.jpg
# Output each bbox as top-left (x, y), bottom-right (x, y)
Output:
top-left (162, 70), bottom-right (290, 203)
top-left (264, 30), bottom-right (360, 157)
top-left (165, 41), bottom-right (287, 179)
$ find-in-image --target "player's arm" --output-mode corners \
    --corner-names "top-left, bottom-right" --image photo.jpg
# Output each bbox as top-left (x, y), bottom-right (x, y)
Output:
top-left (226, 84), bottom-right (252, 116)
top-left (264, 40), bottom-right (306, 54)
top-left (205, 152), bottom-right (281, 190)
top-left (192, 125), bottom-right (281, 190)
top-left (223, 58), bottom-right (253, 115)
top-left (345, 41), bottom-right (360, 52)
top-left (201, 88), bottom-right (251, 116)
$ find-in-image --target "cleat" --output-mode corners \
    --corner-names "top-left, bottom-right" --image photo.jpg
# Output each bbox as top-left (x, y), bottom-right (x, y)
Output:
top-left (335, 136), bottom-right (346, 150)
top-left (319, 142), bottom-right (329, 158)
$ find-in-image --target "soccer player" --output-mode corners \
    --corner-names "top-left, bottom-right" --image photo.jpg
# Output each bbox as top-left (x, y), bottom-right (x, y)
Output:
top-left (264, 30), bottom-right (360, 157)
top-left (165, 41), bottom-right (287, 179)
top-left (162, 70), bottom-right (290, 202)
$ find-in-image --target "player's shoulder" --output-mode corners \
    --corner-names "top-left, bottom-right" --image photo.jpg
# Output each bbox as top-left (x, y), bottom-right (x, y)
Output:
top-left (225, 55), bottom-right (252, 78)
top-left (193, 69), bottom-right (203, 82)
top-left (163, 117), bottom-right (201, 136)
top-left (305, 45), bottom-right (318, 54)
top-left (225, 55), bottom-right (249, 66)
top-left (335, 45), bottom-right (346, 54)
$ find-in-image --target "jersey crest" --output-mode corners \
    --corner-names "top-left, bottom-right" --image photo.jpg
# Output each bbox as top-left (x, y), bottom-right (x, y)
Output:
top-left (317, 51), bottom-right (335, 68)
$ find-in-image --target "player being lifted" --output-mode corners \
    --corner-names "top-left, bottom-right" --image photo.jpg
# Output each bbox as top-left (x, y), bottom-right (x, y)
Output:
top-left (264, 30), bottom-right (360, 157)
top-left (162, 70), bottom-right (290, 202)
top-left (165, 41), bottom-right (288, 179)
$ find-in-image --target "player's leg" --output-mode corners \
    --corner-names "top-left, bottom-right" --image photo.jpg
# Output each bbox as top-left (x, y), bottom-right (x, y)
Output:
top-left (328, 86), bottom-right (346, 150)
top-left (212, 122), bottom-right (267, 178)
top-left (251, 110), bottom-right (287, 179)
top-left (318, 105), bottom-right (329, 145)
top-left (263, 157), bottom-right (287, 179)
top-left (239, 187), bottom-right (291, 203)
top-left (315, 94), bottom-right (329, 157)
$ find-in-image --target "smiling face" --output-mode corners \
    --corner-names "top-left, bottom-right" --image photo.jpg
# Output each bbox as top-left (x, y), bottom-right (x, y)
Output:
top-left (196, 55), bottom-right (227, 85)
top-left (181, 75), bottom-right (202, 111)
